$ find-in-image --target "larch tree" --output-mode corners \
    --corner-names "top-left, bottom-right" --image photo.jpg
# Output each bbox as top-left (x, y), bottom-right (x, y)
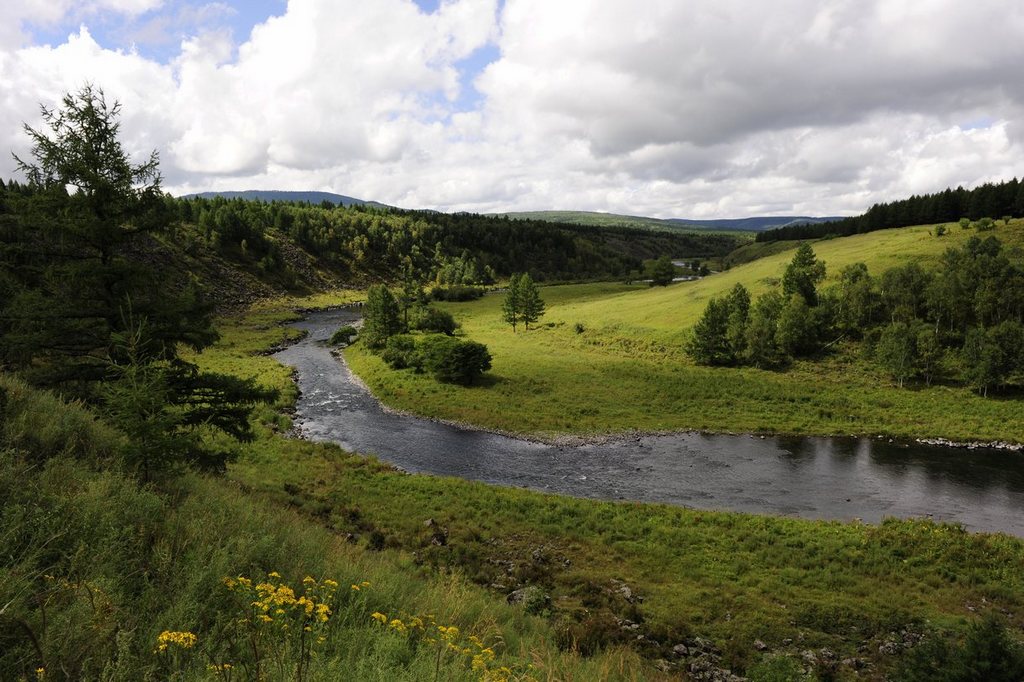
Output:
top-left (502, 273), bottom-right (522, 332)
top-left (0, 86), bottom-right (275, 477)
top-left (518, 274), bottom-right (545, 330)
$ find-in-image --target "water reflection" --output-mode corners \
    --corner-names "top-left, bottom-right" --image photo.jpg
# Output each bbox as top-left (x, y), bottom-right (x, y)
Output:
top-left (274, 308), bottom-right (1024, 537)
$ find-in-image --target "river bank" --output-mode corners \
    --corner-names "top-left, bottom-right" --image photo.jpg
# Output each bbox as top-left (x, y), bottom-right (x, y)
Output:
top-left (273, 306), bottom-right (1024, 537)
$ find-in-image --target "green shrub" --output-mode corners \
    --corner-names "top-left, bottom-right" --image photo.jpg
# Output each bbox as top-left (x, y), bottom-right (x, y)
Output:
top-left (381, 335), bottom-right (421, 370)
top-left (414, 307), bottom-right (459, 336)
top-left (419, 336), bottom-right (491, 385)
top-left (893, 615), bottom-right (1024, 682)
top-left (329, 325), bottom-right (357, 345)
top-left (430, 285), bottom-right (483, 302)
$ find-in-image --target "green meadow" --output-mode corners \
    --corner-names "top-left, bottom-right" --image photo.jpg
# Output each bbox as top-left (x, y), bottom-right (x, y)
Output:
top-left (191, 295), bottom-right (1024, 678)
top-left (9, 223), bottom-right (1024, 680)
top-left (347, 221), bottom-right (1024, 443)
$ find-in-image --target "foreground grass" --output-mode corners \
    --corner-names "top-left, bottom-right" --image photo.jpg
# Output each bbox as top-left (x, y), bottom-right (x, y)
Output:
top-left (348, 221), bottom-right (1024, 443)
top-left (0, 372), bottom-right (648, 681)
top-left (174, 291), bottom-right (1024, 679)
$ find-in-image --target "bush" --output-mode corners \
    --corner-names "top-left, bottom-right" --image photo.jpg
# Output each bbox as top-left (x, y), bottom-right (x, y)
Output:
top-left (381, 335), bottom-right (420, 370)
top-left (329, 325), bottom-right (357, 346)
top-left (414, 307), bottom-right (459, 336)
top-left (893, 615), bottom-right (1024, 682)
top-left (431, 285), bottom-right (483, 302)
top-left (419, 336), bottom-right (491, 385)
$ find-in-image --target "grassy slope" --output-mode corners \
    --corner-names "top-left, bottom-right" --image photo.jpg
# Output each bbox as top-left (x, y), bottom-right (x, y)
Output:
top-left (497, 210), bottom-right (755, 237)
top-left (0, 374), bottom-right (647, 681)
top-left (347, 221), bottom-right (1024, 442)
top-left (173, 291), bottom-right (1024, 679)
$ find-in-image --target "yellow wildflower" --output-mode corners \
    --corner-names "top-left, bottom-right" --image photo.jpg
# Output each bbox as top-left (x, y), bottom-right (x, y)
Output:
top-left (155, 630), bottom-right (197, 653)
top-left (268, 571), bottom-right (281, 578)
top-left (350, 584), bottom-right (360, 591)
top-left (371, 612), bottom-right (387, 624)
top-left (303, 576), bottom-right (316, 585)
top-left (323, 579), bottom-right (339, 589)
top-left (35, 668), bottom-right (45, 680)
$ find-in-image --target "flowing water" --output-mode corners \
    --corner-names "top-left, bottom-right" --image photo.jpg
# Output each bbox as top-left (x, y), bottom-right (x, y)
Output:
top-left (274, 307), bottom-right (1024, 536)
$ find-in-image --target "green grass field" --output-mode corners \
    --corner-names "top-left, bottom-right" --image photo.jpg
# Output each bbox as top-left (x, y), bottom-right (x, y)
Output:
top-left (346, 221), bottom-right (1024, 443)
top-left (172, 291), bottom-right (1024, 678)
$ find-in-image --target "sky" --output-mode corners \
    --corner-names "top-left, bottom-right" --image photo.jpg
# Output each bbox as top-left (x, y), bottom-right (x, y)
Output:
top-left (1, 1), bottom-right (1024, 218)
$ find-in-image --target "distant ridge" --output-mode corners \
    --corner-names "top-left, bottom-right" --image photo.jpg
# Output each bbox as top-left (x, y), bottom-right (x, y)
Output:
top-left (182, 190), bottom-right (390, 209)
top-left (666, 216), bottom-right (845, 232)
top-left (495, 210), bottom-right (843, 233)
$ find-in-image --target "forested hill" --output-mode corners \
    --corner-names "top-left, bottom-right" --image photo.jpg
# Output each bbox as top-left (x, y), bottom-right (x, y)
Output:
top-left (497, 209), bottom-right (843, 233)
top-left (758, 177), bottom-right (1024, 242)
top-left (1, 181), bottom-right (746, 309)
top-left (173, 195), bottom-right (744, 283)
top-left (183, 189), bottom-right (390, 208)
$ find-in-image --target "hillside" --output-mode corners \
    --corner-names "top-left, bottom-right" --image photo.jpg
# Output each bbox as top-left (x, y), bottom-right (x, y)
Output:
top-left (183, 189), bottom-right (391, 208)
top-left (348, 219), bottom-right (1024, 442)
top-left (496, 209), bottom-right (841, 234)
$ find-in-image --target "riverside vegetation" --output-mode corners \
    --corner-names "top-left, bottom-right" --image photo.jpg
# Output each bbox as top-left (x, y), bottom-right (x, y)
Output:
top-left (3, 88), bottom-right (1024, 680)
top-left (348, 220), bottom-right (1024, 443)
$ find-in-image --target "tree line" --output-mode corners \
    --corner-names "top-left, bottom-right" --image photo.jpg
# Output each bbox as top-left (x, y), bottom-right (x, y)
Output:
top-left (758, 178), bottom-right (1024, 242)
top-left (687, 239), bottom-right (1024, 395)
top-left (166, 193), bottom-right (743, 287)
top-left (0, 87), bottom-right (273, 479)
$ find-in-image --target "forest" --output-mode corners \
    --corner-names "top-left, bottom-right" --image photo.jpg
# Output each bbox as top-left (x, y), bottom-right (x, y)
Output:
top-left (164, 192), bottom-right (742, 287)
top-left (688, 238), bottom-right (1024, 395)
top-left (758, 178), bottom-right (1024, 242)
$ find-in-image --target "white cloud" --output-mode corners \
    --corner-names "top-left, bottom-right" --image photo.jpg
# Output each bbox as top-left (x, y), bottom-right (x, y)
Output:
top-left (1, 0), bottom-right (1023, 218)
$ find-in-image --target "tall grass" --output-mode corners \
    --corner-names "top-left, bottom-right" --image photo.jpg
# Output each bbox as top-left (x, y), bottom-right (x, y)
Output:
top-left (0, 373), bottom-right (650, 681)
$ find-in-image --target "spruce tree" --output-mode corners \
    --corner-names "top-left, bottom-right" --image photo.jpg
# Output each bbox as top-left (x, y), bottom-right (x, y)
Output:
top-left (686, 298), bottom-right (733, 365)
top-left (362, 285), bottom-right (402, 349)
top-left (782, 243), bottom-right (826, 306)
top-left (0, 86), bottom-right (274, 475)
top-left (519, 274), bottom-right (545, 330)
top-left (502, 273), bottom-right (522, 332)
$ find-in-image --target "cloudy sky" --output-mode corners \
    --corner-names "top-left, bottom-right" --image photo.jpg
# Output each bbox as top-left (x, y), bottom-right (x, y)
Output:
top-left (1, 0), bottom-right (1023, 218)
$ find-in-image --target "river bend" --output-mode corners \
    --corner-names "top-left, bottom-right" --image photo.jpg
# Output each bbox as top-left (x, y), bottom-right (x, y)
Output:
top-left (273, 308), bottom-right (1024, 537)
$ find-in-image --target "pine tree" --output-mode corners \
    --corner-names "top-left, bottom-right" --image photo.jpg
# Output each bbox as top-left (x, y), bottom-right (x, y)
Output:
top-left (0, 86), bottom-right (274, 475)
top-left (686, 298), bottom-right (733, 365)
top-left (782, 243), bottom-right (826, 306)
top-left (362, 285), bottom-right (402, 349)
top-left (724, 283), bottom-right (750, 357)
top-left (519, 273), bottom-right (545, 330)
top-left (502, 273), bottom-right (522, 332)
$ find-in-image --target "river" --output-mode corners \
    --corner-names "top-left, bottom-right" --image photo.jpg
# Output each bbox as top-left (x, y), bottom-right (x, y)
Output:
top-left (273, 307), bottom-right (1024, 537)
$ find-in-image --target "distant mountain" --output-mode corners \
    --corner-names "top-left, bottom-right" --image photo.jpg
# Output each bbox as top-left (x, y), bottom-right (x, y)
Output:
top-left (182, 190), bottom-right (390, 209)
top-left (495, 210), bottom-right (844, 233)
top-left (666, 216), bottom-right (846, 232)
